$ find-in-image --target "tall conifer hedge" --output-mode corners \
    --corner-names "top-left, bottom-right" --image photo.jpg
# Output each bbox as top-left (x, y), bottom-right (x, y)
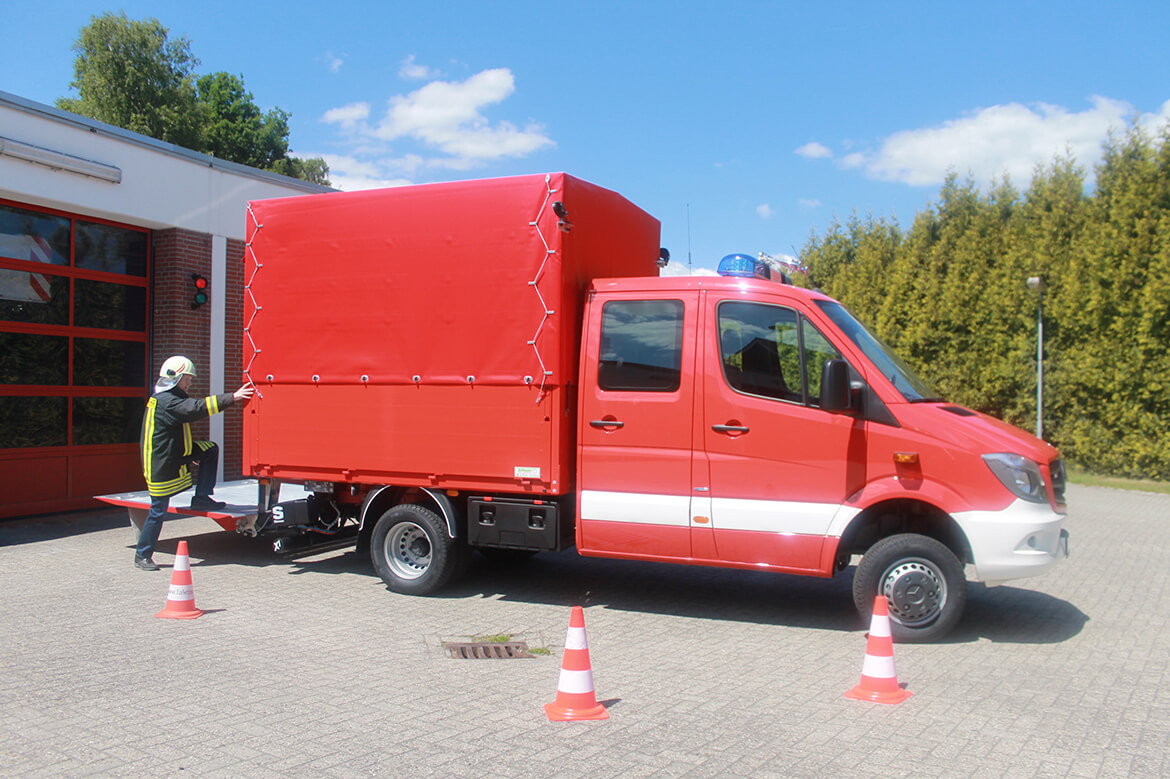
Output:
top-left (800, 124), bottom-right (1170, 479)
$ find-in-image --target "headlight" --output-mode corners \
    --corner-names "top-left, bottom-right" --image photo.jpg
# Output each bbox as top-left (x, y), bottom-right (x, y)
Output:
top-left (982, 453), bottom-right (1047, 503)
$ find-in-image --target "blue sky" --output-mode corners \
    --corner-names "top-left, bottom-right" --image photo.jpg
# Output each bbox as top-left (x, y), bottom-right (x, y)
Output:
top-left (4, 1), bottom-right (1169, 274)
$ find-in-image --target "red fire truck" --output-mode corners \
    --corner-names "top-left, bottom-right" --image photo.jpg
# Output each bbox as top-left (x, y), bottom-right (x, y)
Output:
top-left (223, 173), bottom-right (1067, 640)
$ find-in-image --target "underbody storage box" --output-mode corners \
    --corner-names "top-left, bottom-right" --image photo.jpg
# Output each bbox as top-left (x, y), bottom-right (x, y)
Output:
top-left (243, 173), bottom-right (660, 495)
top-left (467, 496), bottom-right (572, 551)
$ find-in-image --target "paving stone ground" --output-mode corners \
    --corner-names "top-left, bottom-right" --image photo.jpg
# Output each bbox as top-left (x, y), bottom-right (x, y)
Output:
top-left (1, 483), bottom-right (1167, 777)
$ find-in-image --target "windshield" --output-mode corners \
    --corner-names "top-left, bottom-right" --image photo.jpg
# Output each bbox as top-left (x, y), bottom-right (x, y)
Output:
top-left (814, 300), bottom-right (940, 402)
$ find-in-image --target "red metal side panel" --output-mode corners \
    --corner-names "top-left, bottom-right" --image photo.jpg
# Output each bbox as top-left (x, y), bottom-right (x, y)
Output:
top-left (244, 173), bottom-right (659, 494)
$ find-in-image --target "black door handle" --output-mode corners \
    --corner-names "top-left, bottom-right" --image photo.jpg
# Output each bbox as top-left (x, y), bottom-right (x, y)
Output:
top-left (590, 419), bottom-right (625, 429)
top-left (712, 424), bottom-right (750, 434)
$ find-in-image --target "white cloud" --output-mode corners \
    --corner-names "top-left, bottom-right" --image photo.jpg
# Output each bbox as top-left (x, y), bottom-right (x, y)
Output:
top-left (795, 141), bottom-right (833, 159)
top-left (399, 55), bottom-right (439, 81)
top-left (320, 154), bottom-right (414, 191)
top-left (660, 261), bottom-right (718, 277)
top-left (320, 68), bottom-right (554, 178)
top-left (375, 69), bottom-right (553, 160)
top-left (798, 198), bottom-right (822, 209)
top-left (756, 203), bottom-right (773, 220)
top-left (806, 96), bottom-right (1170, 190)
top-left (322, 102), bottom-right (370, 128)
top-left (321, 51), bottom-right (345, 73)
top-left (840, 152), bottom-right (866, 170)
top-left (853, 96), bottom-right (1165, 188)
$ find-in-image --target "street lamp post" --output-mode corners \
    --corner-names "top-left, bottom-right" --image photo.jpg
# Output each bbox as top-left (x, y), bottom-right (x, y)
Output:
top-left (1026, 276), bottom-right (1046, 439)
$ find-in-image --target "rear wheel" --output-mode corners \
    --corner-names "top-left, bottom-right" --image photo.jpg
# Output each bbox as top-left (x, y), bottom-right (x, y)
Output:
top-left (370, 504), bottom-right (466, 595)
top-left (853, 533), bottom-right (967, 642)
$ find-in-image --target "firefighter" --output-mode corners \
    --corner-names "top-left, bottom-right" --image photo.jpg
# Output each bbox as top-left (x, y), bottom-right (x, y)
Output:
top-left (135, 356), bottom-right (254, 571)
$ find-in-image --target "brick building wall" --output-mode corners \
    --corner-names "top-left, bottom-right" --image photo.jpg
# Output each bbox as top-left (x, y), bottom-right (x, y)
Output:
top-left (151, 228), bottom-right (246, 480)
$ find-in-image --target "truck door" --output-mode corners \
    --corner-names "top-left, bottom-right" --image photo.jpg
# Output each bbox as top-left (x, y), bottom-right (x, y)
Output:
top-left (699, 295), bottom-right (865, 573)
top-left (577, 292), bottom-right (699, 560)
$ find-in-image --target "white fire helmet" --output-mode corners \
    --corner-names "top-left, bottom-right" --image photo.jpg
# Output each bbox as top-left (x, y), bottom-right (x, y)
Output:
top-left (159, 356), bottom-right (196, 379)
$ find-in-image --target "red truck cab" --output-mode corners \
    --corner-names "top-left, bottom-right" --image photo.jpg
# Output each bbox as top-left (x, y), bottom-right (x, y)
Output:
top-left (575, 263), bottom-right (1067, 639)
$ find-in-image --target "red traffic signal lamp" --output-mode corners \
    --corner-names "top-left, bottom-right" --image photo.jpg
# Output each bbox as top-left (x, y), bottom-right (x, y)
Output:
top-left (191, 273), bottom-right (209, 309)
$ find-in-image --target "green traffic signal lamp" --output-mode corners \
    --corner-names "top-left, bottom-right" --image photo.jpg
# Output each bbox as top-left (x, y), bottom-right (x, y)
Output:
top-left (192, 273), bottom-right (209, 309)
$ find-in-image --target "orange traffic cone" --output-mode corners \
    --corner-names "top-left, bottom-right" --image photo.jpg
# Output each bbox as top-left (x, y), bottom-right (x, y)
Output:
top-left (544, 606), bottom-right (609, 721)
top-left (155, 540), bottom-right (204, 619)
top-left (845, 595), bottom-right (911, 704)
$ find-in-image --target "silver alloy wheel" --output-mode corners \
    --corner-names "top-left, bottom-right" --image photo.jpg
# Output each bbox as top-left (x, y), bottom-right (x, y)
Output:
top-left (384, 521), bottom-right (431, 580)
top-left (879, 557), bottom-right (947, 627)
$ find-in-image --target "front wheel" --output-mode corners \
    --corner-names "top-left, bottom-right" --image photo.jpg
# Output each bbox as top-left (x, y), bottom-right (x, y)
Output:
top-left (853, 534), bottom-right (967, 643)
top-left (370, 504), bottom-right (467, 595)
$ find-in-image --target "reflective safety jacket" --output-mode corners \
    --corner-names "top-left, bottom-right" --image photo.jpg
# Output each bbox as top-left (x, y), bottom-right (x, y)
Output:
top-left (140, 387), bottom-right (235, 497)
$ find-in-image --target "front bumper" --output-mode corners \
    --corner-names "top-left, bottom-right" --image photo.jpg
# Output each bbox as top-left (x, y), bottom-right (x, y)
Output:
top-left (953, 499), bottom-right (1069, 583)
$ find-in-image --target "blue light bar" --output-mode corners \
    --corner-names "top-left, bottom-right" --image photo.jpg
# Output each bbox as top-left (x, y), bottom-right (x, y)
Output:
top-left (717, 253), bottom-right (772, 280)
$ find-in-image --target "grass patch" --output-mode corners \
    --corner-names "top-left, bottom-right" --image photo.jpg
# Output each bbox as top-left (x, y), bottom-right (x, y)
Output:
top-left (1067, 465), bottom-right (1170, 495)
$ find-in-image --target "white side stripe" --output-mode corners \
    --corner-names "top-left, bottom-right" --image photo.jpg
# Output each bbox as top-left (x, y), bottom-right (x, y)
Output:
top-left (581, 490), bottom-right (852, 537)
top-left (711, 496), bottom-right (840, 536)
top-left (581, 491), bottom-right (690, 527)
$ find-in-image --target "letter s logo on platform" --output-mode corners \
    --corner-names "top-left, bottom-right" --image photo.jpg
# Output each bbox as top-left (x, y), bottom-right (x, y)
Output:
top-left (272, 505), bottom-right (285, 521)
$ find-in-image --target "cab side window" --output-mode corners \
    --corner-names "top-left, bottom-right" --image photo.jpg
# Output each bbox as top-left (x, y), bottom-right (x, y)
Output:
top-left (598, 300), bottom-right (684, 392)
top-left (718, 301), bottom-right (842, 406)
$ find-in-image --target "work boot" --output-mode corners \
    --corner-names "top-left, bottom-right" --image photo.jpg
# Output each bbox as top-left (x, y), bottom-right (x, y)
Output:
top-left (191, 495), bottom-right (226, 510)
top-left (134, 555), bottom-right (159, 571)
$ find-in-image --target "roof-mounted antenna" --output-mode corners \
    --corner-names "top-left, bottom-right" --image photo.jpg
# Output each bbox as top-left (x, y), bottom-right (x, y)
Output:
top-left (686, 203), bottom-right (693, 272)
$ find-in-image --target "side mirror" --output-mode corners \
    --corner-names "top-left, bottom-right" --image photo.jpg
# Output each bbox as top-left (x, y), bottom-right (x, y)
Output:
top-left (820, 359), bottom-right (852, 413)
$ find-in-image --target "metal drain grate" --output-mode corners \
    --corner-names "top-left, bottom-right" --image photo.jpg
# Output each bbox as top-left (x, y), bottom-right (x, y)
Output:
top-left (443, 641), bottom-right (534, 659)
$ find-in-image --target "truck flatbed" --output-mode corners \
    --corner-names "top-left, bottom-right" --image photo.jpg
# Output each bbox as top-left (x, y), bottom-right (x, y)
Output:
top-left (97, 479), bottom-right (310, 536)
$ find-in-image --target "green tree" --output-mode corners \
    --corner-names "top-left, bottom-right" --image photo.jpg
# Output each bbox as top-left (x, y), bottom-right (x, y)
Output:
top-left (1055, 125), bottom-right (1170, 476)
top-left (58, 12), bottom-right (329, 186)
top-left (196, 72), bottom-right (290, 170)
top-left (266, 155), bottom-right (331, 186)
top-left (56, 12), bottom-right (201, 148)
top-left (797, 124), bottom-right (1170, 480)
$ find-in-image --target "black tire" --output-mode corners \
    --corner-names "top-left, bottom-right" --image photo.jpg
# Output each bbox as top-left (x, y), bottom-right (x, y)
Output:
top-left (370, 504), bottom-right (467, 595)
top-left (853, 533), bottom-right (967, 643)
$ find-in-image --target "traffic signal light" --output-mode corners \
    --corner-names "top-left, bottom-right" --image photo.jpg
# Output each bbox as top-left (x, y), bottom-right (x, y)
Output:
top-left (191, 273), bottom-right (209, 309)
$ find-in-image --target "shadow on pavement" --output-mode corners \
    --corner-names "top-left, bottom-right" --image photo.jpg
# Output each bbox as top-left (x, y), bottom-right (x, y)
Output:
top-left (946, 582), bottom-right (1089, 644)
top-left (291, 549), bottom-right (1088, 644)
top-left (8, 510), bottom-right (1087, 644)
top-left (451, 551), bottom-right (863, 634)
top-left (153, 529), bottom-right (282, 568)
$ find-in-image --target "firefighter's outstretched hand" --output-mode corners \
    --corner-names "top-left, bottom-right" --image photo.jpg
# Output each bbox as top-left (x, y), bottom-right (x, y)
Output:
top-left (233, 383), bottom-right (255, 404)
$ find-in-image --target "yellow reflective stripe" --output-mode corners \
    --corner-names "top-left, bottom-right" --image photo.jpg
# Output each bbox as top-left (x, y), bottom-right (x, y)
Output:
top-left (141, 398), bottom-right (157, 481)
top-left (206, 395), bottom-right (219, 415)
top-left (182, 423), bottom-right (192, 457)
top-left (146, 470), bottom-right (192, 496)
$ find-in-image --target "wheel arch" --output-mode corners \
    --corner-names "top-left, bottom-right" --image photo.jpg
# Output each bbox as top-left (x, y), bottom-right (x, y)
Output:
top-left (357, 486), bottom-right (461, 551)
top-left (834, 497), bottom-right (972, 572)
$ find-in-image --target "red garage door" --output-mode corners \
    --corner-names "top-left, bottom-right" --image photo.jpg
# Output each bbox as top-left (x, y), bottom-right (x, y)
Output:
top-left (0, 199), bottom-right (150, 518)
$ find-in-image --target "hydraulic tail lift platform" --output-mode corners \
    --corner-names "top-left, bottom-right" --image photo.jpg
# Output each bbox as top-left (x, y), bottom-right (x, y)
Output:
top-left (97, 480), bottom-right (312, 543)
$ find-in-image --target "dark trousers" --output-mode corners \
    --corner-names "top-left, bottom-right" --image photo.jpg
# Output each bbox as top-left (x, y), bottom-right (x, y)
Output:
top-left (136, 443), bottom-right (219, 559)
